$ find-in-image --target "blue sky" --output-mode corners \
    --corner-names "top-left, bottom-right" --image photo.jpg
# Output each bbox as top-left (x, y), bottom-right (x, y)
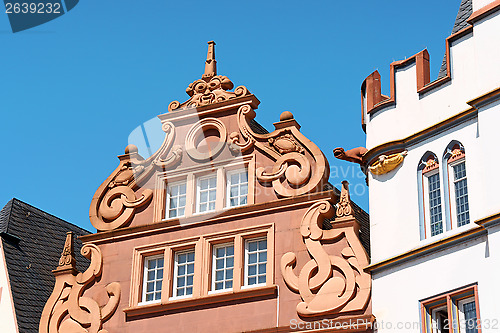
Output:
top-left (0, 1), bottom-right (462, 231)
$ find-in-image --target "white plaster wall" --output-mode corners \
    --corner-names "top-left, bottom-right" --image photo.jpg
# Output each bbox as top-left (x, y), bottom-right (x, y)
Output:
top-left (372, 228), bottom-right (500, 333)
top-left (473, 0), bottom-right (496, 11)
top-left (368, 119), bottom-right (490, 262)
top-left (365, 8), bottom-right (500, 149)
top-left (0, 240), bottom-right (18, 333)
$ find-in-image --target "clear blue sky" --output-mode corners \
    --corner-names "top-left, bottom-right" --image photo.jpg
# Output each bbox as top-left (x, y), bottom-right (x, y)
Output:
top-left (0, 0), bottom-right (462, 232)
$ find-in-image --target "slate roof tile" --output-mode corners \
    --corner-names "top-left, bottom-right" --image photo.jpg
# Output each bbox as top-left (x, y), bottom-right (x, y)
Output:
top-left (0, 198), bottom-right (89, 333)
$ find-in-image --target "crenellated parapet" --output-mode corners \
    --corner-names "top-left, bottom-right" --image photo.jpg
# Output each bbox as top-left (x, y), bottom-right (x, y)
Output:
top-left (361, 1), bottom-right (500, 150)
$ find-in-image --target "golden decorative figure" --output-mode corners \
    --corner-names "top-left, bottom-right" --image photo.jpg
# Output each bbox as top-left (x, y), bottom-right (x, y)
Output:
top-left (368, 150), bottom-right (408, 175)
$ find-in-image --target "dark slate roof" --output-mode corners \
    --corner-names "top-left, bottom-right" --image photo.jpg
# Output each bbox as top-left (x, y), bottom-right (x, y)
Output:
top-left (437, 0), bottom-right (473, 78)
top-left (249, 118), bottom-right (269, 134)
top-left (0, 199), bottom-right (89, 333)
top-left (323, 183), bottom-right (371, 257)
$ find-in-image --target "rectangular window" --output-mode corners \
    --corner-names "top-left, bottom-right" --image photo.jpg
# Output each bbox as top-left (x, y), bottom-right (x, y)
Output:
top-left (428, 173), bottom-right (443, 236)
top-left (227, 170), bottom-right (248, 207)
top-left (172, 250), bottom-right (195, 299)
top-left (244, 238), bottom-right (267, 286)
top-left (421, 285), bottom-right (480, 333)
top-left (166, 181), bottom-right (187, 218)
top-left (142, 255), bottom-right (164, 303)
top-left (459, 298), bottom-right (478, 333)
top-left (452, 161), bottom-right (470, 227)
top-left (197, 174), bottom-right (217, 213)
top-left (212, 243), bottom-right (234, 291)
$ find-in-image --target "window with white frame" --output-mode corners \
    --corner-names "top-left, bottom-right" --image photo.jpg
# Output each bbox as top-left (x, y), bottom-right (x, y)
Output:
top-left (142, 255), bottom-right (164, 303)
top-left (227, 170), bottom-right (248, 207)
top-left (131, 224), bottom-right (273, 308)
top-left (166, 181), bottom-right (187, 218)
top-left (244, 238), bottom-right (267, 287)
top-left (426, 171), bottom-right (444, 236)
top-left (212, 243), bottom-right (234, 291)
top-left (451, 160), bottom-right (470, 227)
top-left (172, 250), bottom-right (195, 299)
top-left (197, 174), bottom-right (217, 213)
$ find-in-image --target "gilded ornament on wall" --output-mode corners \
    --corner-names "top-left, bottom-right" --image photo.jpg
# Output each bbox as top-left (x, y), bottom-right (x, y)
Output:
top-left (368, 150), bottom-right (408, 175)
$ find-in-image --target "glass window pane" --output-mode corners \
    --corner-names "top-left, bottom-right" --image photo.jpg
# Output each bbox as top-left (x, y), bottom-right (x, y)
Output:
top-left (249, 242), bottom-right (258, 252)
top-left (209, 177), bottom-right (216, 188)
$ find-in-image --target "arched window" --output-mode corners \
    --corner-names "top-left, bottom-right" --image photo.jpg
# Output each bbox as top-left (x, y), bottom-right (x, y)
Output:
top-left (443, 141), bottom-right (470, 228)
top-left (418, 152), bottom-right (444, 240)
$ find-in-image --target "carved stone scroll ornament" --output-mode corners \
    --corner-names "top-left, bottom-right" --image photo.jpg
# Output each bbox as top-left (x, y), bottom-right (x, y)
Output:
top-left (39, 233), bottom-right (121, 333)
top-left (368, 150), bottom-right (408, 176)
top-left (229, 106), bottom-right (329, 197)
top-left (90, 121), bottom-right (183, 232)
top-left (280, 198), bottom-right (371, 316)
top-left (168, 41), bottom-right (250, 112)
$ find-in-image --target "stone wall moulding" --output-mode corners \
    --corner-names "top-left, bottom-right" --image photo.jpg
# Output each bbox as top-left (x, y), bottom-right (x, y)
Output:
top-left (39, 232), bottom-right (121, 333)
top-left (229, 105), bottom-right (329, 197)
top-left (89, 121), bottom-right (183, 232)
top-left (281, 186), bottom-right (371, 316)
top-left (368, 150), bottom-right (407, 176)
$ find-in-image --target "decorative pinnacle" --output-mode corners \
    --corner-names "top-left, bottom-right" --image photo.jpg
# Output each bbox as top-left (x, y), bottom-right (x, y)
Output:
top-left (56, 232), bottom-right (76, 271)
top-left (202, 41), bottom-right (217, 79)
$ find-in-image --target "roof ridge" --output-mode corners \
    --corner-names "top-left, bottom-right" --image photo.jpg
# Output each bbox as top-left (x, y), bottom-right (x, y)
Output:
top-left (9, 198), bottom-right (90, 234)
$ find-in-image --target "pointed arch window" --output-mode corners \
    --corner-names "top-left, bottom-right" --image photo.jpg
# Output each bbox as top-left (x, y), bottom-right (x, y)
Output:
top-left (444, 142), bottom-right (470, 228)
top-left (418, 152), bottom-right (444, 239)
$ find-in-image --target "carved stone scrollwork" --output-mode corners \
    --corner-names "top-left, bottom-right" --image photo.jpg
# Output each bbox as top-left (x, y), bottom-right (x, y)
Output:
top-left (281, 197), bottom-right (371, 317)
top-left (90, 121), bottom-right (183, 232)
top-left (168, 42), bottom-right (250, 112)
top-left (336, 180), bottom-right (353, 218)
top-left (185, 118), bottom-right (227, 161)
top-left (230, 105), bottom-right (329, 197)
top-left (40, 233), bottom-right (121, 333)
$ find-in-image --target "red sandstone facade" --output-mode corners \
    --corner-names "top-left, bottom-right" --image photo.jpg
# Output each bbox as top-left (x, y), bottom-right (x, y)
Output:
top-left (40, 42), bottom-right (373, 333)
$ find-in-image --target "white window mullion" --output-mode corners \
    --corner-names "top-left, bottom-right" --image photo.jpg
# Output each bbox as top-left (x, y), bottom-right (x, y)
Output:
top-left (141, 255), bottom-right (164, 303)
top-left (211, 243), bottom-right (234, 292)
top-left (244, 238), bottom-right (267, 287)
top-left (226, 169), bottom-right (248, 208)
top-left (166, 181), bottom-right (187, 219)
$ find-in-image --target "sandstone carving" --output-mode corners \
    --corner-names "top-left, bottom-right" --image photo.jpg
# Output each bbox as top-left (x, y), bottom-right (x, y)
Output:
top-left (281, 184), bottom-right (370, 316)
top-left (368, 150), bottom-right (408, 175)
top-left (333, 147), bottom-right (368, 165)
top-left (230, 106), bottom-right (329, 197)
top-left (168, 41), bottom-right (250, 112)
top-left (90, 121), bottom-right (182, 231)
top-left (185, 117), bottom-right (227, 161)
top-left (39, 233), bottom-right (121, 333)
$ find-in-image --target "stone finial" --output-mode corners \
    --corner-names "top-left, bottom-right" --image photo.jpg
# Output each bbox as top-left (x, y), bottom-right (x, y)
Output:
top-left (202, 41), bottom-right (217, 79)
top-left (336, 180), bottom-right (353, 218)
top-left (168, 41), bottom-right (250, 112)
top-left (56, 232), bottom-right (76, 271)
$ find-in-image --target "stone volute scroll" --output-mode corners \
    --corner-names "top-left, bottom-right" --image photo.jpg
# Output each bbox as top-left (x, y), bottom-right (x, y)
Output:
top-left (229, 108), bottom-right (330, 197)
top-left (280, 183), bottom-right (371, 317)
top-left (90, 120), bottom-right (183, 232)
top-left (39, 232), bottom-right (121, 333)
top-left (168, 41), bottom-right (251, 112)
